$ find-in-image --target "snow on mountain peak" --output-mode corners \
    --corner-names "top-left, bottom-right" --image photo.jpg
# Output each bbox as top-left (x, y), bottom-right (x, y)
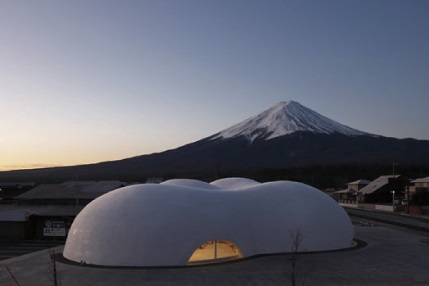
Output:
top-left (212, 100), bottom-right (368, 142)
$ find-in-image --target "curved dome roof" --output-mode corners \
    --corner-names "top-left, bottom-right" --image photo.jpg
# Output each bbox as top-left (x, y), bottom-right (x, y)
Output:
top-left (210, 177), bottom-right (260, 190)
top-left (161, 178), bottom-right (219, 190)
top-left (63, 178), bottom-right (354, 267)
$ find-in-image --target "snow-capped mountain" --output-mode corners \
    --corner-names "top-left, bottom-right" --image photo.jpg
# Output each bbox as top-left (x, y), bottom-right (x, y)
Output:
top-left (212, 101), bottom-right (367, 142)
top-left (2, 100), bottom-right (429, 183)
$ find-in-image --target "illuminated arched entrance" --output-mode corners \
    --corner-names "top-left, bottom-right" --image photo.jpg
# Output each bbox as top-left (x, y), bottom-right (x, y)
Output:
top-left (187, 240), bottom-right (243, 265)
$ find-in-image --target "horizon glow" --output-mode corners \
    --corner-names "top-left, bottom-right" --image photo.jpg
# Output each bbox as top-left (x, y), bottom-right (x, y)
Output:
top-left (1, 0), bottom-right (429, 171)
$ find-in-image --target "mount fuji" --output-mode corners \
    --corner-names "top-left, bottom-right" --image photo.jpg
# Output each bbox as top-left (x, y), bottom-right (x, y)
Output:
top-left (211, 100), bottom-right (368, 142)
top-left (1, 100), bottom-right (429, 182)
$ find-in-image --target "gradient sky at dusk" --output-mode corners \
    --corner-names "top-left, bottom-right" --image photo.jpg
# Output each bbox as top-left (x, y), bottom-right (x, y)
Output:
top-left (1, 0), bottom-right (428, 171)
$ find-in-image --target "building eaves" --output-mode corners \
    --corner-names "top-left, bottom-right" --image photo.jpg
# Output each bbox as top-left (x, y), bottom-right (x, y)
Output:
top-left (411, 176), bottom-right (429, 183)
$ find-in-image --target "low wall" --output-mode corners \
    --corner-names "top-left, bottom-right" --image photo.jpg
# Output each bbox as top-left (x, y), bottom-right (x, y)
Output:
top-left (349, 203), bottom-right (394, 212)
top-left (407, 206), bottom-right (424, 215)
top-left (338, 199), bottom-right (357, 205)
top-left (375, 205), bottom-right (394, 212)
top-left (339, 202), bottom-right (358, 208)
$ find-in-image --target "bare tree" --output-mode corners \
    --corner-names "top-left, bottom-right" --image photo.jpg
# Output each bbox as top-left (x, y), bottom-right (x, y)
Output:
top-left (285, 227), bottom-right (312, 286)
top-left (49, 249), bottom-right (60, 286)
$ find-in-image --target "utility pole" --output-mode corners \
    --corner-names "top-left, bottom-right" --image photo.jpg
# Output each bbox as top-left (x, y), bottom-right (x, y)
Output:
top-left (392, 161), bottom-right (398, 176)
top-left (75, 175), bottom-right (79, 212)
top-left (406, 184), bottom-right (410, 214)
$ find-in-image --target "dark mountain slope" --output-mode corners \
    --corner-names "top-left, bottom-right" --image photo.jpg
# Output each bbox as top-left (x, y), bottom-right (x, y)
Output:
top-left (1, 101), bottom-right (428, 182)
top-left (1, 132), bottom-right (428, 182)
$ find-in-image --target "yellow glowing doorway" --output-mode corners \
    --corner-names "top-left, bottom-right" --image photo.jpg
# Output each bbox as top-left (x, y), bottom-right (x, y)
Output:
top-left (187, 240), bottom-right (243, 265)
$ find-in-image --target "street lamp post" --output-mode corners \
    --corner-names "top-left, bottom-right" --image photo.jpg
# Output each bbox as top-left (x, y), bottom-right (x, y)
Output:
top-left (391, 190), bottom-right (395, 211)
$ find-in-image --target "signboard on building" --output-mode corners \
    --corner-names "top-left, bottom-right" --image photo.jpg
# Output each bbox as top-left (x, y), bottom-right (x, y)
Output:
top-left (43, 220), bottom-right (66, 237)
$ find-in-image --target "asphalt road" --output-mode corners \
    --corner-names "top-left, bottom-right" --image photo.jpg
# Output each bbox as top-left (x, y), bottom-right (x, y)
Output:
top-left (345, 207), bottom-right (429, 233)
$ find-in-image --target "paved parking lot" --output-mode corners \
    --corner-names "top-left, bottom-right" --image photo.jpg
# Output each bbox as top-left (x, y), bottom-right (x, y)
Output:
top-left (1, 211), bottom-right (429, 286)
top-left (0, 240), bottom-right (64, 261)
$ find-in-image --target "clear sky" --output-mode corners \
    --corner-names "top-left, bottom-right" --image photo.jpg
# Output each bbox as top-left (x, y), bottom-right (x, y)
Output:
top-left (1, 0), bottom-right (428, 171)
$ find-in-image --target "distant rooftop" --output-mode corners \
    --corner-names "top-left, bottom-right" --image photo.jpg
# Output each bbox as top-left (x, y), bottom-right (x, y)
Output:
top-left (17, 181), bottom-right (127, 200)
top-left (412, 176), bottom-right (429, 183)
top-left (358, 175), bottom-right (400, 195)
top-left (348, 179), bottom-right (371, 185)
top-left (0, 204), bottom-right (85, 221)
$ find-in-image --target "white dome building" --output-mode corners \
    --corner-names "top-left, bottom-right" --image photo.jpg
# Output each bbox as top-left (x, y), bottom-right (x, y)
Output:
top-left (63, 178), bottom-right (354, 267)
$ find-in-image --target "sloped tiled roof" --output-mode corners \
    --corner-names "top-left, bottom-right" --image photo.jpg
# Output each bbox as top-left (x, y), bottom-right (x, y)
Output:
top-left (0, 204), bottom-right (84, 219)
top-left (348, 179), bottom-right (371, 185)
top-left (412, 177), bottom-right (429, 183)
top-left (17, 181), bottom-right (127, 200)
top-left (358, 175), bottom-right (399, 195)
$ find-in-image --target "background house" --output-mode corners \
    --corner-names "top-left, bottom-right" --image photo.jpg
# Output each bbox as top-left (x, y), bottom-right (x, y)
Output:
top-left (357, 175), bottom-right (409, 204)
top-left (0, 181), bottom-right (127, 240)
top-left (408, 177), bottom-right (429, 198)
top-left (333, 179), bottom-right (370, 202)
